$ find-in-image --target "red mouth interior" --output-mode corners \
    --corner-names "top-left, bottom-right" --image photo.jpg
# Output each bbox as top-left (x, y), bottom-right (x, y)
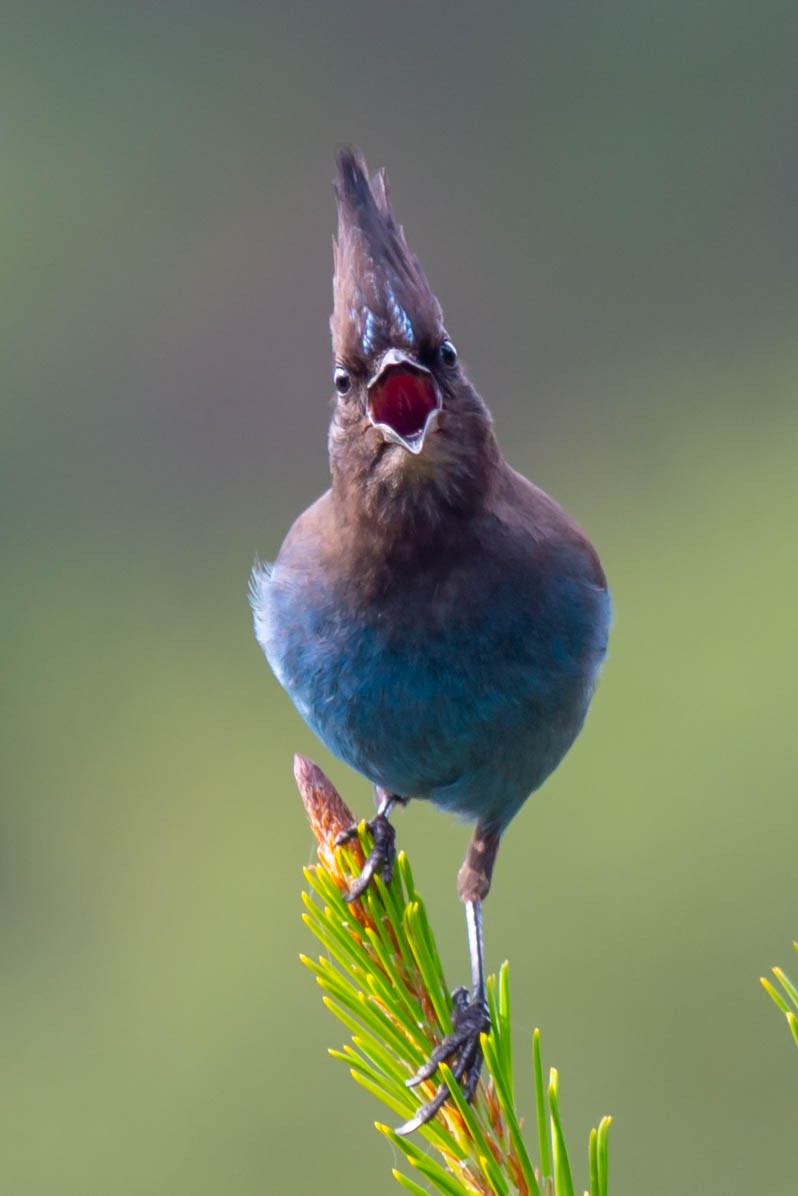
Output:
top-left (368, 367), bottom-right (438, 441)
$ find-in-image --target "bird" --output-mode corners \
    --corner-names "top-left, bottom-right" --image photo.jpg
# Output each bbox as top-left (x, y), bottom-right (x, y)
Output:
top-left (250, 147), bottom-right (611, 1133)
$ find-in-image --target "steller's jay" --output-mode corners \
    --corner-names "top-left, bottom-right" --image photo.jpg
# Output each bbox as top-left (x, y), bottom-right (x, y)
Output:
top-left (251, 148), bottom-right (610, 1133)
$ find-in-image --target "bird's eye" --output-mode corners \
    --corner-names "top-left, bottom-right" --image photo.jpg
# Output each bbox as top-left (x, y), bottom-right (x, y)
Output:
top-left (439, 339), bottom-right (458, 368)
top-left (333, 366), bottom-right (351, 395)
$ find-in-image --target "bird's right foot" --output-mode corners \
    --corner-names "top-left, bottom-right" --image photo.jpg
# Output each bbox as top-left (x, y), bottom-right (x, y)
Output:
top-left (397, 986), bottom-right (490, 1134)
top-left (334, 791), bottom-right (406, 901)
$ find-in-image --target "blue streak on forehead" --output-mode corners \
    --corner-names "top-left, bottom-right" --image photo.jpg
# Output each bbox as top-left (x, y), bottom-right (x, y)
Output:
top-left (386, 282), bottom-right (415, 345)
top-left (361, 307), bottom-right (378, 354)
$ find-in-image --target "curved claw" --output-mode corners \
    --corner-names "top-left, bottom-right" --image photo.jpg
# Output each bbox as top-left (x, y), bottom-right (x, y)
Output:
top-left (396, 1083), bottom-right (451, 1137)
top-left (333, 823), bottom-right (360, 847)
top-left (405, 1031), bottom-right (462, 1089)
top-left (396, 1023), bottom-right (485, 1135)
top-left (397, 993), bottom-right (490, 1133)
top-left (342, 843), bottom-right (385, 901)
top-left (335, 806), bottom-right (398, 901)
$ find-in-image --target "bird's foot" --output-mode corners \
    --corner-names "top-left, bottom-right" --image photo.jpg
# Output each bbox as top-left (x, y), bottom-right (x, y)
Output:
top-left (397, 986), bottom-right (490, 1134)
top-left (334, 794), bottom-right (405, 901)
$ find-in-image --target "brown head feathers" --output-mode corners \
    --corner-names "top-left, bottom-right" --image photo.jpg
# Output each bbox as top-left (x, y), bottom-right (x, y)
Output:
top-left (331, 148), bottom-right (444, 369)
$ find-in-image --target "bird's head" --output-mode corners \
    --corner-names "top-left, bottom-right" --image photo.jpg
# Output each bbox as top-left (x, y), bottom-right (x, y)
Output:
top-left (328, 148), bottom-right (498, 529)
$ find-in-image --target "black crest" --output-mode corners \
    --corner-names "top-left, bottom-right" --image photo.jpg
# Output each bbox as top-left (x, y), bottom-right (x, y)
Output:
top-left (331, 148), bottom-right (444, 369)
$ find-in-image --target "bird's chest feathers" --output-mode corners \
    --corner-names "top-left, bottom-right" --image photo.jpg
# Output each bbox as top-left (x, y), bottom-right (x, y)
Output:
top-left (265, 573), bottom-right (496, 787)
top-left (270, 569), bottom-right (486, 721)
top-left (261, 542), bottom-right (602, 798)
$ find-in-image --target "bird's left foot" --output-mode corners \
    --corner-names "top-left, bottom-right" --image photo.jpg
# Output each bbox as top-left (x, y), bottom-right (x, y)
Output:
top-left (334, 791), bottom-right (406, 901)
top-left (397, 987), bottom-right (490, 1134)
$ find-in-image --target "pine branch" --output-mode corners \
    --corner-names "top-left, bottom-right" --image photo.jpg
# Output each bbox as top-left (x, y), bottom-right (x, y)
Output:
top-left (761, 943), bottom-right (798, 1050)
top-left (295, 755), bottom-right (612, 1196)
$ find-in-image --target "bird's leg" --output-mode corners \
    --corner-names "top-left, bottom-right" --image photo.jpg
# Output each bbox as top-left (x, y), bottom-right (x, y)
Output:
top-left (334, 786), bottom-right (408, 901)
top-left (397, 823), bottom-right (501, 1135)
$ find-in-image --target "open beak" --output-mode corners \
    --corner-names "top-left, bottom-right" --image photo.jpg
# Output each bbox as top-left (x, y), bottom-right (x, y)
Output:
top-left (366, 348), bottom-right (441, 455)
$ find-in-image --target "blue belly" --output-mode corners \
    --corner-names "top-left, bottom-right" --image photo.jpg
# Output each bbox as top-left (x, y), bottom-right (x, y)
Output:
top-left (252, 561), bottom-right (610, 830)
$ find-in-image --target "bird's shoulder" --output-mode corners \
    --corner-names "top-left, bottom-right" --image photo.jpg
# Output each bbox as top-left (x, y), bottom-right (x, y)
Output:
top-left (250, 490), bottom-right (337, 621)
top-left (484, 463), bottom-right (607, 591)
top-left (271, 490), bottom-right (339, 576)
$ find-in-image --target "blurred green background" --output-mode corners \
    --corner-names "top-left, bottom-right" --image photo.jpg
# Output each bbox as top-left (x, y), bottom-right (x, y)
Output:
top-left (4, 3), bottom-right (797, 1193)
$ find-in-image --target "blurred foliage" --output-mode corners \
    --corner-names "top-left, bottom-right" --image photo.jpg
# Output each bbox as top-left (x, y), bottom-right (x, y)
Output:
top-left (3, 3), bottom-right (798, 1195)
top-left (762, 945), bottom-right (798, 1052)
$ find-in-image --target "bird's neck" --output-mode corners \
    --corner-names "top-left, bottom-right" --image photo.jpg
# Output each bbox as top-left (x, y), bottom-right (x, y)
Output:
top-left (329, 408), bottom-right (501, 565)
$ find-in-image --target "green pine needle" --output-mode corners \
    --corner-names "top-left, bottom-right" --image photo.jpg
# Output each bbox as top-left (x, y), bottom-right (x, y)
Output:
top-left (294, 754), bottom-right (612, 1195)
top-left (762, 941), bottom-right (798, 1052)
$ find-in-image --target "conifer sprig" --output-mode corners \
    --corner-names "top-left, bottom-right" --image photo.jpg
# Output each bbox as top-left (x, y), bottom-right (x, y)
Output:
top-left (295, 755), bottom-right (612, 1196)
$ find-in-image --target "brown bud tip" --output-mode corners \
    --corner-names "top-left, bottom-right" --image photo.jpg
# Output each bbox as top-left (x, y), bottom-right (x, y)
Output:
top-left (293, 755), bottom-right (356, 850)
